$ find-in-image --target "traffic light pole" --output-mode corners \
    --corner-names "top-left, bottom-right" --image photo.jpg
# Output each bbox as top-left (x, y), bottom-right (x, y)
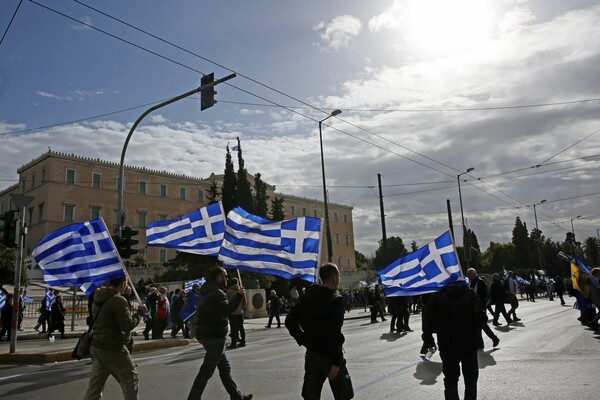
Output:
top-left (116, 73), bottom-right (236, 234)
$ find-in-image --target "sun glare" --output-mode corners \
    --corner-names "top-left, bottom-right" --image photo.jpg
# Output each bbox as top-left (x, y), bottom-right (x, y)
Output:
top-left (405, 0), bottom-right (493, 56)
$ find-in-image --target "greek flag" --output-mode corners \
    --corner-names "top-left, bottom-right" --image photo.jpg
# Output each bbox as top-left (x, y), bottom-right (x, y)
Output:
top-left (44, 289), bottom-right (56, 309)
top-left (146, 202), bottom-right (225, 255)
top-left (218, 207), bottom-right (321, 282)
top-left (22, 287), bottom-right (34, 304)
top-left (184, 277), bottom-right (206, 291)
top-left (32, 218), bottom-right (125, 295)
top-left (0, 291), bottom-right (6, 310)
top-left (378, 231), bottom-right (462, 296)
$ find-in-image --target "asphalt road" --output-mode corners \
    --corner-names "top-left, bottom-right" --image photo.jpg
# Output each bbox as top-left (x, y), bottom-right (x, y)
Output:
top-left (0, 299), bottom-right (598, 399)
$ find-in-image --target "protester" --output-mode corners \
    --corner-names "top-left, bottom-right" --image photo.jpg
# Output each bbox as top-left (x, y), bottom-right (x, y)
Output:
top-left (226, 277), bottom-right (247, 349)
top-left (490, 273), bottom-right (512, 326)
top-left (179, 284), bottom-right (201, 339)
top-left (187, 266), bottom-right (252, 400)
top-left (504, 272), bottom-right (521, 322)
top-left (467, 268), bottom-right (500, 348)
top-left (155, 287), bottom-right (170, 339)
top-left (171, 289), bottom-right (188, 338)
top-left (290, 286), bottom-right (300, 307)
top-left (265, 289), bottom-right (282, 328)
top-left (422, 280), bottom-right (487, 400)
top-left (554, 276), bottom-right (566, 306)
top-left (0, 293), bottom-right (13, 342)
top-left (285, 263), bottom-right (353, 400)
top-left (83, 276), bottom-right (147, 400)
top-left (47, 294), bottom-right (66, 340)
top-left (143, 287), bottom-right (159, 340)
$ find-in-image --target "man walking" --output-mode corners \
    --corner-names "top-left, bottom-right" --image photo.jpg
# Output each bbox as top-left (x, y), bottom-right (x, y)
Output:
top-left (226, 277), bottom-right (247, 348)
top-left (187, 267), bottom-right (252, 400)
top-left (467, 268), bottom-right (500, 348)
top-left (422, 280), bottom-right (487, 400)
top-left (505, 271), bottom-right (521, 322)
top-left (84, 276), bottom-right (147, 400)
top-left (285, 263), bottom-right (353, 400)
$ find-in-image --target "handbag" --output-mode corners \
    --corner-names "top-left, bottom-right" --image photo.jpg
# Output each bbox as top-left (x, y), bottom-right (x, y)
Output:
top-left (72, 302), bottom-right (104, 360)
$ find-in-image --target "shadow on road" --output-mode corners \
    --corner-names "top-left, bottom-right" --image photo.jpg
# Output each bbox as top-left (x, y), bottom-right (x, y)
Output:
top-left (379, 332), bottom-right (407, 342)
top-left (478, 349), bottom-right (497, 369)
top-left (413, 360), bottom-right (442, 385)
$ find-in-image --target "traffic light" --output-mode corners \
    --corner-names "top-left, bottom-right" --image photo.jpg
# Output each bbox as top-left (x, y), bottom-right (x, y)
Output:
top-left (112, 234), bottom-right (128, 258)
top-left (200, 73), bottom-right (216, 111)
top-left (1, 210), bottom-right (17, 248)
top-left (122, 226), bottom-right (139, 258)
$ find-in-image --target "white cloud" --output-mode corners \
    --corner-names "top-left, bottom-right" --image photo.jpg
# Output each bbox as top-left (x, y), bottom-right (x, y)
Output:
top-left (150, 115), bottom-right (169, 123)
top-left (498, 6), bottom-right (537, 34)
top-left (368, 1), bottom-right (403, 33)
top-left (37, 91), bottom-right (60, 99)
top-left (314, 15), bottom-right (362, 51)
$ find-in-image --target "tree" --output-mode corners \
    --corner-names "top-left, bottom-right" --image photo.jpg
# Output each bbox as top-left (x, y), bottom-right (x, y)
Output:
top-left (253, 173), bottom-right (269, 218)
top-left (583, 237), bottom-right (600, 267)
top-left (355, 250), bottom-right (370, 270)
top-left (0, 247), bottom-right (27, 285)
top-left (222, 146), bottom-right (237, 213)
top-left (157, 252), bottom-right (218, 282)
top-left (207, 180), bottom-right (219, 205)
top-left (270, 196), bottom-right (285, 221)
top-left (465, 228), bottom-right (480, 251)
top-left (235, 137), bottom-right (254, 212)
top-left (373, 236), bottom-right (408, 270)
top-left (410, 240), bottom-right (418, 252)
top-left (512, 217), bottom-right (530, 269)
top-left (481, 242), bottom-right (515, 274)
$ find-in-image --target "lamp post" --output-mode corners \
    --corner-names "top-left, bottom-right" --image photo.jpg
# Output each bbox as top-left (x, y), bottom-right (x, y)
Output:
top-left (457, 167), bottom-right (474, 267)
top-left (570, 215), bottom-right (581, 256)
top-left (597, 228), bottom-right (599, 241)
top-left (533, 199), bottom-right (546, 269)
top-left (319, 109), bottom-right (342, 262)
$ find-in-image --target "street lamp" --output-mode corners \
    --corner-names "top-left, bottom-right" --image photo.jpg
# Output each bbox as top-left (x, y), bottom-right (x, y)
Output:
top-left (457, 167), bottom-right (474, 267)
top-left (319, 109), bottom-right (342, 262)
top-left (533, 199), bottom-right (546, 269)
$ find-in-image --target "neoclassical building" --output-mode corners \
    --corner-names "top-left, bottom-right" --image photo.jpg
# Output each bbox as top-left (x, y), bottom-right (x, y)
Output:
top-left (0, 151), bottom-right (356, 272)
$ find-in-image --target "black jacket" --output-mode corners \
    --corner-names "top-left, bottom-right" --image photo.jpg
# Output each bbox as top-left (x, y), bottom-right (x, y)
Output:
top-left (422, 283), bottom-right (487, 353)
top-left (285, 285), bottom-right (345, 366)
top-left (194, 281), bottom-right (243, 340)
top-left (489, 280), bottom-right (507, 304)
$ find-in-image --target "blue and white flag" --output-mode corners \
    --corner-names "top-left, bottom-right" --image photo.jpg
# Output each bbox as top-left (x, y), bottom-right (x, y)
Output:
top-left (0, 291), bottom-right (6, 310)
top-left (44, 288), bottom-right (56, 309)
top-left (218, 207), bottom-right (321, 282)
top-left (146, 202), bottom-right (226, 256)
top-left (378, 231), bottom-right (463, 297)
top-left (22, 287), bottom-right (34, 304)
top-left (184, 277), bottom-right (206, 292)
top-left (32, 218), bottom-right (125, 295)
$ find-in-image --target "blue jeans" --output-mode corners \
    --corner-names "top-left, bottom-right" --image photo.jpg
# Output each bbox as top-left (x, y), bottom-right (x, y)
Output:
top-left (187, 338), bottom-right (243, 400)
top-left (440, 350), bottom-right (478, 400)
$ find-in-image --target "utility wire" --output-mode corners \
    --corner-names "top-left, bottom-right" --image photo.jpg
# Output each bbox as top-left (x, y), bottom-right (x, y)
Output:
top-left (0, 0), bottom-right (23, 46)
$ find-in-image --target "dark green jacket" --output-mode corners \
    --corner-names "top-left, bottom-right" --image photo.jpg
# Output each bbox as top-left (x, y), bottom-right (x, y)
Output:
top-left (91, 287), bottom-right (140, 350)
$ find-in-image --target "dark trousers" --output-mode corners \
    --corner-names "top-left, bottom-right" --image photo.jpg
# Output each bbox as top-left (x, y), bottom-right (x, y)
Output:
top-left (229, 314), bottom-right (245, 342)
top-left (440, 349), bottom-right (478, 400)
top-left (369, 306), bottom-right (377, 322)
top-left (187, 338), bottom-right (243, 400)
top-left (302, 350), bottom-right (352, 400)
top-left (171, 318), bottom-right (189, 338)
top-left (493, 303), bottom-right (511, 324)
top-left (267, 311), bottom-right (281, 328)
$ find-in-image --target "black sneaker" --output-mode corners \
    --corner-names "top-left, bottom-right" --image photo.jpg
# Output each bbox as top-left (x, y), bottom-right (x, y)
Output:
top-left (238, 340), bottom-right (246, 347)
top-left (492, 336), bottom-right (500, 348)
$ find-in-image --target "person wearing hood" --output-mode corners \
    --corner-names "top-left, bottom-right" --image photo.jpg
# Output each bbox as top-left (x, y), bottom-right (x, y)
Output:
top-left (83, 275), bottom-right (147, 400)
top-left (187, 266), bottom-right (252, 400)
top-left (422, 280), bottom-right (487, 400)
top-left (285, 263), bottom-right (352, 400)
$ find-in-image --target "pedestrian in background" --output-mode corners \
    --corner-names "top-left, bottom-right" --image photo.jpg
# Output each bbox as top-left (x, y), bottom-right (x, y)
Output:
top-left (490, 273), bottom-right (512, 326)
top-left (285, 263), bottom-right (353, 400)
top-left (422, 280), bottom-right (487, 400)
top-left (0, 293), bottom-right (13, 342)
top-left (47, 295), bottom-right (66, 340)
top-left (265, 289), bottom-right (282, 328)
top-left (83, 276), bottom-right (147, 400)
top-left (226, 277), bottom-right (247, 348)
top-left (155, 287), bottom-right (169, 339)
top-left (467, 268), bottom-right (500, 348)
top-left (187, 266), bottom-right (252, 400)
top-left (143, 287), bottom-right (158, 340)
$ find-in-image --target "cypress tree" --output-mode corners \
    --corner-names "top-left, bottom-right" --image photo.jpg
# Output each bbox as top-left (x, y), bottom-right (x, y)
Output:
top-left (236, 137), bottom-right (254, 212)
top-left (222, 145), bottom-right (237, 213)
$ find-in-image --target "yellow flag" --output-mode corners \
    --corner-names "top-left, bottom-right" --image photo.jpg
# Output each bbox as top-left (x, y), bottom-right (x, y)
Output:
top-left (571, 262), bottom-right (591, 298)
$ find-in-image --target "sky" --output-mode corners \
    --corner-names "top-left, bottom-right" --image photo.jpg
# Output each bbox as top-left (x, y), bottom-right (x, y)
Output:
top-left (1, 0), bottom-right (600, 258)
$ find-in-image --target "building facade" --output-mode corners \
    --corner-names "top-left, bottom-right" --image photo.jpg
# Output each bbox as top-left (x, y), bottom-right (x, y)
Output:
top-left (0, 150), bottom-right (356, 272)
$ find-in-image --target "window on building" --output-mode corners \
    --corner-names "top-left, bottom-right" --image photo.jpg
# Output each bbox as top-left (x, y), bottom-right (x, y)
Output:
top-left (38, 203), bottom-right (44, 222)
top-left (31, 174), bottom-right (35, 189)
top-left (160, 184), bottom-right (167, 197)
top-left (90, 207), bottom-right (101, 220)
top-left (345, 234), bottom-right (349, 245)
top-left (66, 169), bottom-right (76, 184)
top-left (64, 205), bottom-right (75, 221)
top-left (343, 213), bottom-right (348, 223)
top-left (334, 211), bottom-right (338, 222)
top-left (197, 190), bottom-right (204, 202)
top-left (158, 214), bottom-right (167, 221)
top-left (335, 233), bottom-right (340, 245)
top-left (41, 169), bottom-right (46, 183)
top-left (179, 187), bottom-right (186, 200)
top-left (138, 212), bottom-right (147, 228)
top-left (347, 258), bottom-right (351, 268)
top-left (28, 207), bottom-right (33, 226)
top-left (337, 256), bottom-right (342, 266)
top-left (139, 180), bottom-right (147, 195)
top-left (290, 205), bottom-right (295, 215)
top-left (22, 179), bottom-right (26, 191)
top-left (302, 207), bottom-right (307, 216)
top-left (92, 173), bottom-right (101, 188)
top-left (313, 208), bottom-right (318, 218)
top-left (159, 249), bottom-right (167, 264)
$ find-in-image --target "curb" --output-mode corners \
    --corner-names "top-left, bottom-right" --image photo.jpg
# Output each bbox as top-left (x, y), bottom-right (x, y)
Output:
top-left (0, 338), bottom-right (192, 365)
